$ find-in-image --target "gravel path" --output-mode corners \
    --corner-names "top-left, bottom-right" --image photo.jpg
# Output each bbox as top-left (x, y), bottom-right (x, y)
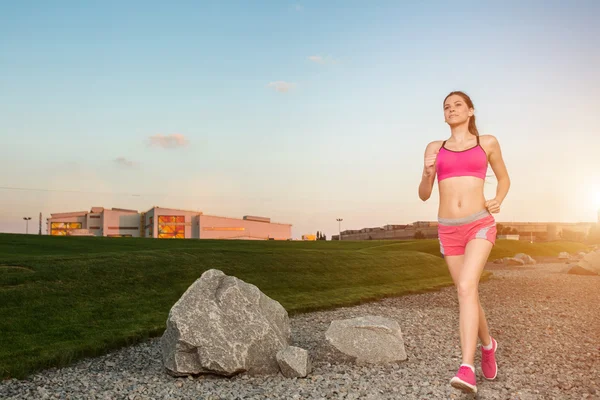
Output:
top-left (2, 261), bottom-right (599, 400)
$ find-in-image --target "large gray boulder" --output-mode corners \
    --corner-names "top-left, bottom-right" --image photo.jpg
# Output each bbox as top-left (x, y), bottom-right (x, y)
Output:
top-left (160, 269), bottom-right (291, 377)
top-left (573, 250), bottom-right (600, 275)
top-left (325, 315), bottom-right (407, 363)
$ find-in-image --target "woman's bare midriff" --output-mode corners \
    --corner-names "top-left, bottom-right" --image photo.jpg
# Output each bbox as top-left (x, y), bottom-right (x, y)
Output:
top-left (438, 176), bottom-right (487, 219)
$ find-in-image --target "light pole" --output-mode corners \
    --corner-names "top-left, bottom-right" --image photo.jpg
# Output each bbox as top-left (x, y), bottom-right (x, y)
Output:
top-left (23, 217), bottom-right (32, 234)
top-left (336, 218), bottom-right (343, 241)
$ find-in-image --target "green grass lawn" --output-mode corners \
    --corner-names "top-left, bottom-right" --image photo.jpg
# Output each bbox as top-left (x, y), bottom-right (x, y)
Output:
top-left (0, 234), bottom-right (588, 379)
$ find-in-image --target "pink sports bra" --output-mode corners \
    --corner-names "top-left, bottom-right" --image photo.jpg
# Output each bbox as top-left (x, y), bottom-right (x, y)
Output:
top-left (436, 136), bottom-right (488, 181)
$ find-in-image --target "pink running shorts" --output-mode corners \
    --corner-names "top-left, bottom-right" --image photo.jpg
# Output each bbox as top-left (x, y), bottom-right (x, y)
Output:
top-left (438, 209), bottom-right (497, 257)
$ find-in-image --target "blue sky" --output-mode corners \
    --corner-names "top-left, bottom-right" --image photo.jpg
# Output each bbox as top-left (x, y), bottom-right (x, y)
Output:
top-left (1, 0), bottom-right (599, 238)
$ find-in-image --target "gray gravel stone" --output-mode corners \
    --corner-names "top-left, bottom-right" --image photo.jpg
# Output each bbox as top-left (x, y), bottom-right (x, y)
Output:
top-left (1, 262), bottom-right (598, 399)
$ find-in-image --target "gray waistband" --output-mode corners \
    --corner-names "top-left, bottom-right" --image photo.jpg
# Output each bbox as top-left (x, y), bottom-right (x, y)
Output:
top-left (438, 209), bottom-right (491, 226)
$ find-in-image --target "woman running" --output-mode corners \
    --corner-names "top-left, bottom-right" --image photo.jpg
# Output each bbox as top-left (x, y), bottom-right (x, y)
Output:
top-left (418, 91), bottom-right (510, 394)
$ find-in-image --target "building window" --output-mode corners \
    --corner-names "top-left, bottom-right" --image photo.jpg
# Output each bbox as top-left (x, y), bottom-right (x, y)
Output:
top-left (50, 222), bottom-right (82, 236)
top-left (158, 216), bottom-right (185, 238)
top-left (202, 227), bottom-right (245, 231)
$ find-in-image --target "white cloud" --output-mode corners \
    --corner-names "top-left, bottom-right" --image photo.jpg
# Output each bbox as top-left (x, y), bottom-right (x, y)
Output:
top-left (148, 133), bottom-right (190, 149)
top-left (114, 157), bottom-right (137, 168)
top-left (267, 81), bottom-right (296, 93)
top-left (308, 55), bottom-right (340, 65)
top-left (308, 55), bottom-right (324, 64)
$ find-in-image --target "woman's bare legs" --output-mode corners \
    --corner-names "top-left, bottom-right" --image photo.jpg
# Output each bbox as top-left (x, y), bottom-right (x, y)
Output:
top-left (444, 239), bottom-right (493, 365)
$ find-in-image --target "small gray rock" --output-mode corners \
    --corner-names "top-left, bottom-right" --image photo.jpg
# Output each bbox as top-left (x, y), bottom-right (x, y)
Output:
top-left (575, 250), bottom-right (600, 274)
top-left (505, 257), bottom-right (526, 266)
top-left (276, 346), bottom-right (311, 378)
top-left (514, 253), bottom-right (536, 265)
top-left (568, 266), bottom-right (598, 276)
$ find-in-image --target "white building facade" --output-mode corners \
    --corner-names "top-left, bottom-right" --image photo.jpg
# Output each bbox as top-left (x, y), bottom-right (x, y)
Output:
top-left (47, 206), bottom-right (291, 240)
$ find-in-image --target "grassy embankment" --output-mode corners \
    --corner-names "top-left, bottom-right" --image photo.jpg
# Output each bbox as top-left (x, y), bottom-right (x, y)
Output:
top-left (0, 233), bottom-right (587, 379)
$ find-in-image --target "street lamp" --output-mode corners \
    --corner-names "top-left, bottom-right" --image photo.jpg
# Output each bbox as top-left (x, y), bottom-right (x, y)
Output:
top-left (336, 218), bottom-right (343, 241)
top-left (23, 217), bottom-right (32, 234)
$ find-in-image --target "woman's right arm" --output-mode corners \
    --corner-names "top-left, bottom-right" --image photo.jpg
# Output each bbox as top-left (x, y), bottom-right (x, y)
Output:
top-left (418, 141), bottom-right (439, 201)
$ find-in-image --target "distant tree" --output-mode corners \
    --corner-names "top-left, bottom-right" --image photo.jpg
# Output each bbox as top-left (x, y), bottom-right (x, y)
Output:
top-left (315, 231), bottom-right (327, 240)
top-left (414, 230), bottom-right (426, 239)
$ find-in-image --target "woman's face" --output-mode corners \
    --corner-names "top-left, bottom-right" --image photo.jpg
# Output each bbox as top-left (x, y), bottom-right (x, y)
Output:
top-left (444, 94), bottom-right (473, 126)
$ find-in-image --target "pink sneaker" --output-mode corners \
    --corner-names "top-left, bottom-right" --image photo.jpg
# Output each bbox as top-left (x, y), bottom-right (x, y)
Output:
top-left (481, 337), bottom-right (498, 380)
top-left (450, 365), bottom-right (477, 393)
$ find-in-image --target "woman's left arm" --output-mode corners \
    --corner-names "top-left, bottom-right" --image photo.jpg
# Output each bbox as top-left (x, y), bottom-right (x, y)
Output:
top-left (484, 135), bottom-right (510, 213)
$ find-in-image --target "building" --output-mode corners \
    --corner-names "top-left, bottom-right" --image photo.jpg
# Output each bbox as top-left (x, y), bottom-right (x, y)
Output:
top-left (47, 206), bottom-right (292, 240)
top-left (48, 207), bottom-right (140, 237)
top-left (332, 220), bottom-right (596, 242)
top-left (496, 221), bottom-right (594, 242)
